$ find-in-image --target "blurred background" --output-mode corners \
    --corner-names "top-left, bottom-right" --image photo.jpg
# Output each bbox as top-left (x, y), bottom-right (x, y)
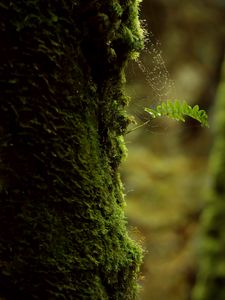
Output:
top-left (122, 0), bottom-right (225, 299)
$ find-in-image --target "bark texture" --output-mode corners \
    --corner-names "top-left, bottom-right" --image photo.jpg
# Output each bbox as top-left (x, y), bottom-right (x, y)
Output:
top-left (0, 1), bottom-right (144, 299)
top-left (192, 58), bottom-right (225, 300)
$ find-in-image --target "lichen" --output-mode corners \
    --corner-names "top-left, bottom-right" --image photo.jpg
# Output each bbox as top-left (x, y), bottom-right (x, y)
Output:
top-left (0, 0), bottom-right (144, 299)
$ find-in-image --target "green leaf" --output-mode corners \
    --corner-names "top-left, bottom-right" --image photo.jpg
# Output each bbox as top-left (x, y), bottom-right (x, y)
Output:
top-left (144, 100), bottom-right (209, 127)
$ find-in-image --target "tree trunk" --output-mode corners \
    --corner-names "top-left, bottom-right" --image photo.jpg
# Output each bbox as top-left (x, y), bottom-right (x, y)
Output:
top-left (0, 1), bottom-right (144, 299)
top-left (192, 56), bottom-right (225, 300)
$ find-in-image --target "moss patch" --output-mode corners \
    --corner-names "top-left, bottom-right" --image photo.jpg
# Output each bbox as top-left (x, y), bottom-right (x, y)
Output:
top-left (0, 0), bottom-right (144, 299)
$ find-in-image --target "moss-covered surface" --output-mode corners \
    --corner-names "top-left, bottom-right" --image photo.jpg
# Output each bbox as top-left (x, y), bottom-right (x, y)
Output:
top-left (0, 1), bottom-right (144, 299)
top-left (192, 60), bottom-right (225, 300)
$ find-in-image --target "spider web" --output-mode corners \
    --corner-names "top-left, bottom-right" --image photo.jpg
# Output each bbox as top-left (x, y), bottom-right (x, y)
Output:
top-left (125, 29), bottom-right (177, 134)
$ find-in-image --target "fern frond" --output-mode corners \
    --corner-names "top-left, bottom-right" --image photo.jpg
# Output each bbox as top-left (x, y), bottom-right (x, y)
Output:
top-left (145, 100), bottom-right (209, 127)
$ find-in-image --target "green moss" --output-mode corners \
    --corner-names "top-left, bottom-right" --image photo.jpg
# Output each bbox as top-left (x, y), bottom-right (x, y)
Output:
top-left (0, 0), bottom-right (144, 299)
top-left (192, 62), bottom-right (225, 300)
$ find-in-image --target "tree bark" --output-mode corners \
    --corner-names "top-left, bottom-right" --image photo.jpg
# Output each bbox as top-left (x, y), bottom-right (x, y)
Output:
top-left (0, 1), bottom-right (144, 299)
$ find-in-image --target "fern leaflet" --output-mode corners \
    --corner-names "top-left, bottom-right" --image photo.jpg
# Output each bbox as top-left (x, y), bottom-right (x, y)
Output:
top-left (145, 100), bottom-right (209, 127)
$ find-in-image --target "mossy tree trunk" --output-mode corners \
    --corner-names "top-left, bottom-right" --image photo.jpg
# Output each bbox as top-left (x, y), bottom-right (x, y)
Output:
top-left (0, 1), bottom-right (144, 299)
top-left (192, 57), bottom-right (225, 300)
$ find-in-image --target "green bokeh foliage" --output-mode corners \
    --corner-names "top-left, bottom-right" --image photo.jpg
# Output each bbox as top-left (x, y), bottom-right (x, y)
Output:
top-left (192, 59), bottom-right (225, 300)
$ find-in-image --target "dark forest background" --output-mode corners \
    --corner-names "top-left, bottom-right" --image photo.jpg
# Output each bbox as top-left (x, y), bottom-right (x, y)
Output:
top-left (122, 1), bottom-right (225, 299)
